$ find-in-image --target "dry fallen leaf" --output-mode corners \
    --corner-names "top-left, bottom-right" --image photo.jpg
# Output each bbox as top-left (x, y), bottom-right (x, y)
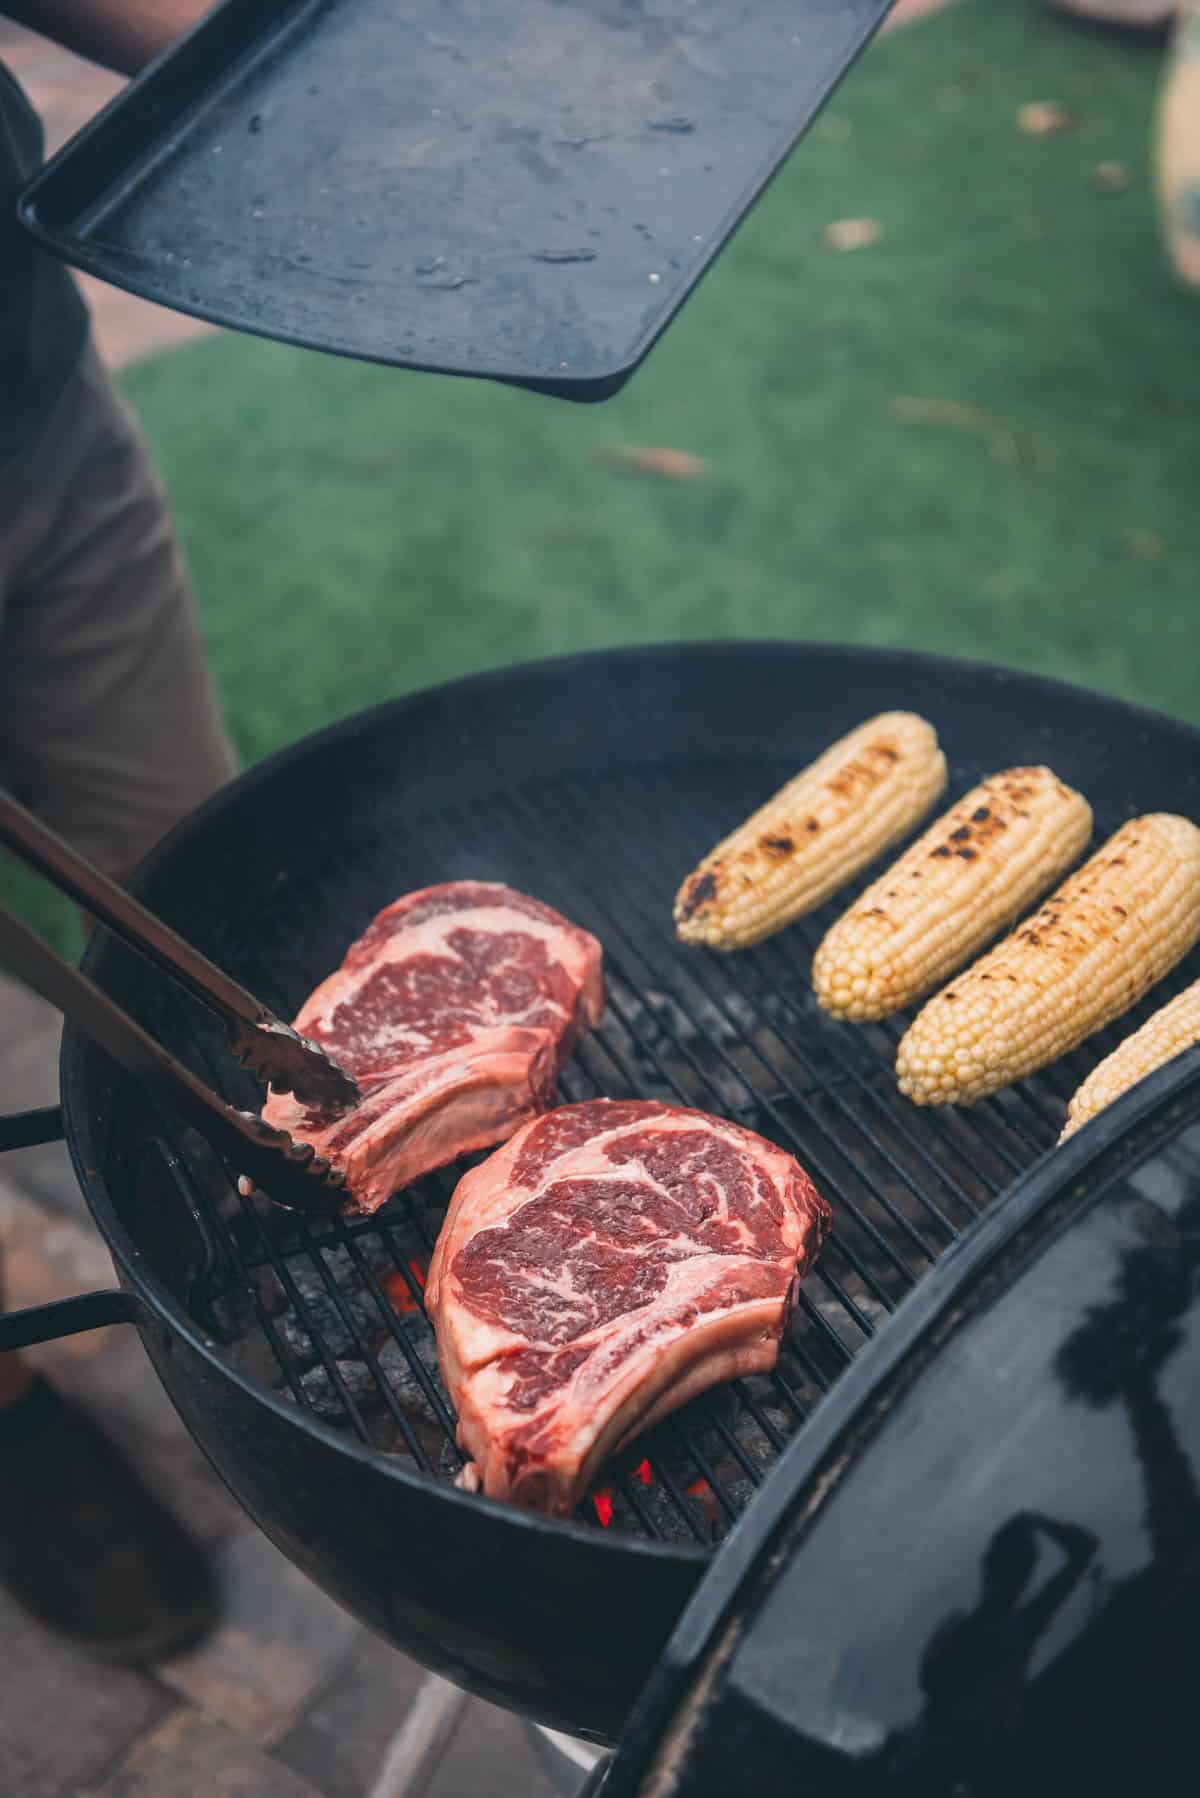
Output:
top-left (1091, 161), bottom-right (1133, 193)
top-left (1121, 528), bottom-right (1165, 561)
top-left (822, 217), bottom-right (883, 252)
top-left (1017, 101), bottom-right (1078, 137)
top-left (596, 446), bottom-right (709, 482)
top-left (891, 396), bottom-right (1054, 471)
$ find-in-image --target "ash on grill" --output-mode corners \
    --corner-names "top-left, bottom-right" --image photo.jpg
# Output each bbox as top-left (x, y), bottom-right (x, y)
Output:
top-left (598, 978), bottom-right (788, 1116)
top-left (203, 1167), bottom-right (820, 1542)
top-left (294, 1315), bottom-right (444, 1421)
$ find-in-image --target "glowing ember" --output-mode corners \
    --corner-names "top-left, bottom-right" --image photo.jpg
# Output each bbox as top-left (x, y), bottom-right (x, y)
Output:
top-left (593, 1488), bottom-right (615, 1528)
top-left (686, 1476), bottom-right (721, 1527)
top-left (633, 1459), bottom-right (654, 1485)
top-left (383, 1260), bottom-right (428, 1316)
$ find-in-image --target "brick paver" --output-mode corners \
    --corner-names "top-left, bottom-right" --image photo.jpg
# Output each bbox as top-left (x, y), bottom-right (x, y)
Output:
top-left (885, 0), bottom-right (960, 26)
top-left (0, 19), bottom-right (214, 370)
top-left (274, 1632), bottom-right (429, 1798)
top-left (90, 1708), bottom-right (326, 1798)
top-left (0, 1594), bottom-right (170, 1798)
top-left (274, 1639), bottom-right (559, 1798)
top-left (158, 1529), bottom-right (359, 1747)
top-left (430, 1701), bottom-right (560, 1798)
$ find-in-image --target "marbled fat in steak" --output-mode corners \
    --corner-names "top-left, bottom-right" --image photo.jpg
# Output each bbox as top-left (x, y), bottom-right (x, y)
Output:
top-left (262, 883), bottom-right (605, 1214)
top-left (425, 1099), bottom-right (830, 1515)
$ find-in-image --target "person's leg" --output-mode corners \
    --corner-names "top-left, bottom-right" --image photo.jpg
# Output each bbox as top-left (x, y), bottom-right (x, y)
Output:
top-left (1043, 0), bottom-right (1200, 292)
top-left (0, 342), bottom-right (237, 875)
top-left (0, 1236), bottom-right (218, 1662)
top-left (1159, 1), bottom-right (1200, 287)
top-left (0, 341), bottom-right (234, 1657)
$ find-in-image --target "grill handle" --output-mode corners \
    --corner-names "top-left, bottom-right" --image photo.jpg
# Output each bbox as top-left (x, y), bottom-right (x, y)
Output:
top-left (0, 1102), bottom-right (157, 1350)
top-left (0, 1288), bottom-right (150, 1351)
top-left (0, 1104), bottom-right (64, 1152)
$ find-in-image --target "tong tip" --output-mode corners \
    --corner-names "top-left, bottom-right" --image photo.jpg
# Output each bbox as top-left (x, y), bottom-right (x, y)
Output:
top-left (232, 1019), bottom-right (361, 1114)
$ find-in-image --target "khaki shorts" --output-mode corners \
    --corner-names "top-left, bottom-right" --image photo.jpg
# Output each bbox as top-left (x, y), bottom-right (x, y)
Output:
top-left (0, 342), bottom-right (237, 877)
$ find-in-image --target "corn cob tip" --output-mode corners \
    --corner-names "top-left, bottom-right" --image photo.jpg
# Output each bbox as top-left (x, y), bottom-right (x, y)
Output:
top-left (1059, 974), bottom-right (1200, 1140)
top-left (896, 812), bottom-right (1200, 1108)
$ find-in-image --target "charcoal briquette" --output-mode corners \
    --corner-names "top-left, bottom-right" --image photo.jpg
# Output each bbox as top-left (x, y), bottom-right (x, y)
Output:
top-left (279, 1283), bottom-right (371, 1363)
top-left (300, 1359), bottom-right (382, 1421)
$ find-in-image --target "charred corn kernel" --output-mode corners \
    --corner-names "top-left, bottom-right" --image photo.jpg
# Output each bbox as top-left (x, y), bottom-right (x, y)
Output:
top-left (674, 713), bottom-right (947, 951)
top-left (812, 768), bottom-right (1093, 1021)
top-left (1060, 978), bottom-right (1200, 1140)
top-left (896, 814), bottom-right (1200, 1107)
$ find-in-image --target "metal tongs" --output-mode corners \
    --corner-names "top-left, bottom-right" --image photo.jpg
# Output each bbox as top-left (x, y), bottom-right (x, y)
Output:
top-left (0, 790), bottom-right (357, 1215)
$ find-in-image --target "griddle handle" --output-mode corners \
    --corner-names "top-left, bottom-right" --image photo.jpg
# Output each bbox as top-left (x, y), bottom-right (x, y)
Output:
top-left (0, 1289), bottom-right (150, 1352)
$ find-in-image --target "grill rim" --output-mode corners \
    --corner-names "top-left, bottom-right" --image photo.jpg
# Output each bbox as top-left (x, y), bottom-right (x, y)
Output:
top-left (58, 1070), bottom-right (712, 1564)
top-left (56, 640), bottom-right (1200, 1563)
top-left (597, 1047), bottom-right (1200, 1795)
top-left (70, 637), bottom-right (1200, 833)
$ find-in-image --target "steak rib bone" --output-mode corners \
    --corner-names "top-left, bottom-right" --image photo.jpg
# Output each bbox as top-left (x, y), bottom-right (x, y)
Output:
top-left (261, 882), bottom-right (604, 1214)
top-left (426, 1099), bottom-right (831, 1516)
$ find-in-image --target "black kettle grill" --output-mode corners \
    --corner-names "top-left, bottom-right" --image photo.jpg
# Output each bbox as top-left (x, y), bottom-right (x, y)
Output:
top-left (7, 2), bottom-right (1200, 1789)
top-left (3, 643), bottom-right (1200, 1794)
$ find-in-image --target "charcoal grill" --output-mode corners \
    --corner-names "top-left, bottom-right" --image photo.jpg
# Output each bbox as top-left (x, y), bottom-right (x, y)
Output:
top-left (4, 641), bottom-right (1200, 1748)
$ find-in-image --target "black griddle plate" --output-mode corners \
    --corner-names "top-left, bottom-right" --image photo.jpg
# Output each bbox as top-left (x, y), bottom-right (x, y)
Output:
top-left (20, 0), bottom-right (895, 399)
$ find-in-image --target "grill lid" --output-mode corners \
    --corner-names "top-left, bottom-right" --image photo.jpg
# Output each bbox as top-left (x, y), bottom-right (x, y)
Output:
top-left (596, 1051), bottom-right (1200, 1797)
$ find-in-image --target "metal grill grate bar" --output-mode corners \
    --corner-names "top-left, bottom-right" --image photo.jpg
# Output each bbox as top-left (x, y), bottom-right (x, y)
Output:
top-left (153, 752), bottom-right (1200, 1551)
top-left (539, 779), bottom-right (954, 1263)
top-left (491, 789), bottom-right (902, 1324)
top-left (616, 770), bottom-right (980, 1229)
top-left (326, 1218), bottom-right (460, 1441)
top-left (410, 804), bottom-right (800, 1535)
top-left (632, 765), bottom-right (1041, 1183)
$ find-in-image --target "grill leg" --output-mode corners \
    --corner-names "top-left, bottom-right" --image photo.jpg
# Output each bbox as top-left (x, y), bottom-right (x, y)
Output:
top-left (365, 1672), bottom-right (472, 1798)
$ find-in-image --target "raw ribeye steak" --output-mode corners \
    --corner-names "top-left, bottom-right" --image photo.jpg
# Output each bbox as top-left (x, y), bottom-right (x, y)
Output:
top-left (262, 883), bottom-right (604, 1214)
top-left (425, 1099), bottom-right (830, 1515)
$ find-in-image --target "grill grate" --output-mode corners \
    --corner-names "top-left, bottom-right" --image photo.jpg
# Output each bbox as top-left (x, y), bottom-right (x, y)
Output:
top-left (152, 756), bottom-right (1200, 1550)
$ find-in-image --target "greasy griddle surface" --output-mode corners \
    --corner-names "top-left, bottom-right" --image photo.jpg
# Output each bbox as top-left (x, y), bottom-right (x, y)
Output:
top-left (22, 0), bottom-right (893, 395)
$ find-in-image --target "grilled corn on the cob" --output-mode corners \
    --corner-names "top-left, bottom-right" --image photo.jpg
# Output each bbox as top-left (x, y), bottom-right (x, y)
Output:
top-left (812, 768), bottom-right (1093, 1021)
top-left (674, 713), bottom-right (947, 952)
top-left (1060, 977), bottom-right (1200, 1140)
top-left (896, 813), bottom-right (1200, 1106)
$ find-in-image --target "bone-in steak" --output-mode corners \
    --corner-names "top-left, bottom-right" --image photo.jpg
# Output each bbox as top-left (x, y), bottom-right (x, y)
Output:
top-left (425, 1099), bottom-right (830, 1515)
top-left (262, 883), bottom-right (604, 1214)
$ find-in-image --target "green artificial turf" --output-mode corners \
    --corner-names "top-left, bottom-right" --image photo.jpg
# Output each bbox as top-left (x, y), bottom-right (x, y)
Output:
top-left (7, 0), bottom-right (1199, 957)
